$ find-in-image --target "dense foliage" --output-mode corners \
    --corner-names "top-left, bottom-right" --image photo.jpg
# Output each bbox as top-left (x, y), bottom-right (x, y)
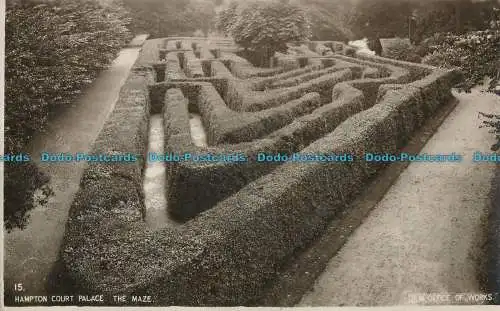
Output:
top-left (412, 0), bottom-right (495, 43)
top-left (122, 0), bottom-right (216, 38)
top-left (184, 0), bottom-right (217, 36)
top-left (422, 29), bottom-right (499, 92)
top-left (292, 0), bottom-right (354, 42)
top-left (216, 1), bottom-right (238, 36)
top-left (348, 0), bottom-right (413, 39)
top-left (348, 0), bottom-right (496, 42)
top-left (5, 0), bottom-right (131, 231)
top-left (420, 7), bottom-right (500, 151)
top-left (217, 0), bottom-right (311, 67)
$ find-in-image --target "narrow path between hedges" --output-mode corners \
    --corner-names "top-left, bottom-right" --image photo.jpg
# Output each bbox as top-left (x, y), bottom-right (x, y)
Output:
top-left (3, 35), bottom-right (146, 298)
top-left (299, 87), bottom-right (499, 306)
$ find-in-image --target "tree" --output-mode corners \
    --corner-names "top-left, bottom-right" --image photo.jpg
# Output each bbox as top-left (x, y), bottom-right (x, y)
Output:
top-left (184, 0), bottom-right (217, 36)
top-left (220, 1), bottom-right (311, 67)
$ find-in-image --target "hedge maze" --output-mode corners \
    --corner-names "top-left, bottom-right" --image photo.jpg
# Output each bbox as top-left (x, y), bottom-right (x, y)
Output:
top-left (61, 37), bottom-right (462, 305)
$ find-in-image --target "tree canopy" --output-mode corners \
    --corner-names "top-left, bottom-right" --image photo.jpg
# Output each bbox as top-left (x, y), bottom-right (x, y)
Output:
top-left (217, 0), bottom-right (311, 66)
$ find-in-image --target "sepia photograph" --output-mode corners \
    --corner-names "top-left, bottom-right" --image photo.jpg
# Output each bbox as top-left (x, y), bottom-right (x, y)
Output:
top-left (2, 0), bottom-right (500, 308)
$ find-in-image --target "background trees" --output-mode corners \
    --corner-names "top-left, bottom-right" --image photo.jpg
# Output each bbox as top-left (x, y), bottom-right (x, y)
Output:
top-left (184, 0), bottom-right (217, 37)
top-left (412, 0), bottom-right (495, 43)
top-left (347, 0), bottom-right (413, 39)
top-left (420, 6), bottom-right (500, 151)
top-left (121, 0), bottom-right (217, 38)
top-left (121, 0), bottom-right (191, 38)
top-left (347, 0), bottom-right (496, 43)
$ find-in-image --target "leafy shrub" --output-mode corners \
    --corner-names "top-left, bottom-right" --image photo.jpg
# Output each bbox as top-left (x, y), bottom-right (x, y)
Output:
top-left (413, 0), bottom-right (496, 43)
top-left (183, 0), bottom-right (217, 36)
top-left (5, 0), bottom-right (131, 230)
top-left (480, 112), bottom-right (500, 151)
top-left (422, 29), bottom-right (499, 92)
top-left (216, 1), bottom-right (238, 35)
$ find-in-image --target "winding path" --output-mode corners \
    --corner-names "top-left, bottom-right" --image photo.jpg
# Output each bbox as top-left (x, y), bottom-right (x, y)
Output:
top-left (299, 88), bottom-right (500, 306)
top-left (3, 35), bottom-right (147, 297)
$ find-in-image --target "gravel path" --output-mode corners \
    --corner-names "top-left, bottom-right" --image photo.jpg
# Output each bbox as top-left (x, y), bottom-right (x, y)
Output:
top-left (189, 113), bottom-right (208, 147)
top-left (144, 114), bottom-right (182, 230)
top-left (4, 37), bottom-right (144, 297)
top-left (299, 88), bottom-right (500, 306)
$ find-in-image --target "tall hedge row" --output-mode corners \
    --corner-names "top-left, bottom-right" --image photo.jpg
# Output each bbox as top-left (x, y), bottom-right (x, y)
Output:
top-left (4, 0), bottom-right (131, 231)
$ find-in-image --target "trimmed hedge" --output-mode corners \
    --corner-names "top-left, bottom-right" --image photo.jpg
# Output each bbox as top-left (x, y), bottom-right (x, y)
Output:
top-left (135, 38), bottom-right (164, 68)
top-left (154, 68), bottom-right (459, 306)
top-left (61, 44), bottom-right (155, 293)
top-left (268, 63), bottom-right (355, 89)
top-left (220, 52), bottom-right (290, 79)
top-left (226, 68), bottom-right (355, 112)
top-left (111, 41), bottom-right (423, 224)
top-left (161, 81), bottom-right (368, 220)
top-left (61, 37), bottom-right (462, 306)
top-left (253, 63), bottom-right (325, 91)
top-left (161, 62), bottom-right (416, 220)
top-left (210, 60), bottom-right (233, 78)
top-left (151, 46), bottom-right (428, 220)
top-left (62, 60), bottom-right (459, 306)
